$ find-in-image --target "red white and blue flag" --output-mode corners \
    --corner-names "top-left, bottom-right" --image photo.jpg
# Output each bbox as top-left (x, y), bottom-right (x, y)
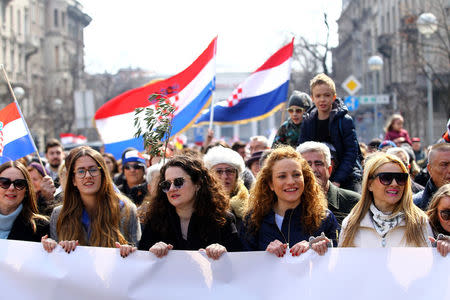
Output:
top-left (0, 102), bottom-right (35, 163)
top-left (94, 37), bottom-right (217, 159)
top-left (60, 133), bottom-right (87, 145)
top-left (195, 39), bottom-right (293, 125)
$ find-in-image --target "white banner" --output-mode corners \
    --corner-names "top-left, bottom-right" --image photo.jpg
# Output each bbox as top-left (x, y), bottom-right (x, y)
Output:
top-left (0, 239), bottom-right (449, 299)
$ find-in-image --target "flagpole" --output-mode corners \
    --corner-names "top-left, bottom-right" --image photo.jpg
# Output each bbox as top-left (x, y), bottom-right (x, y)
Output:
top-left (0, 64), bottom-right (48, 176)
top-left (209, 35), bottom-right (218, 131)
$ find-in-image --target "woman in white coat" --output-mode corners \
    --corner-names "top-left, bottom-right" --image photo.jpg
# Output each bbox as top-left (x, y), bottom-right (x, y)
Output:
top-left (339, 152), bottom-right (432, 248)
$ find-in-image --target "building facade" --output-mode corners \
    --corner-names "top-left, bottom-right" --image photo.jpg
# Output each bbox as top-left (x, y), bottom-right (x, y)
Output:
top-left (0, 0), bottom-right (90, 151)
top-left (332, 0), bottom-right (449, 144)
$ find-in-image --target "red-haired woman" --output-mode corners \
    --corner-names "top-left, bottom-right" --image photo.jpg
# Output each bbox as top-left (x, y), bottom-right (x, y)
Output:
top-left (241, 146), bottom-right (338, 257)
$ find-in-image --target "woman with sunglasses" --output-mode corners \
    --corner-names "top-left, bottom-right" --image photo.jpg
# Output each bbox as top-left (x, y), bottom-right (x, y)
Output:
top-left (41, 146), bottom-right (141, 258)
top-left (339, 152), bottom-right (433, 248)
top-left (272, 91), bottom-right (312, 148)
top-left (426, 184), bottom-right (450, 256)
top-left (240, 146), bottom-right (338, 257)
top-left (0, 161), bottom-right (49, 242)
top-left (138, 155), bottom-right (242, 260)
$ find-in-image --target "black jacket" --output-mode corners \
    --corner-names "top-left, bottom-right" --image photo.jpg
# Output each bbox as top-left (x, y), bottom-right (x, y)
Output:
top-left (326, 183), bottom-right (360, 226)
top-left (240, 204), bottom-right (339, 251)
top-left (118, 181), bottom-right (148, 206)
top-left (413, 179), bottom-right (438, 211)
top-left (299, 99), bottom-right (362, 185)
top-left (7, 211), bottom-right (49, 242)
top-left (138, 208), bottom-right (242, 252)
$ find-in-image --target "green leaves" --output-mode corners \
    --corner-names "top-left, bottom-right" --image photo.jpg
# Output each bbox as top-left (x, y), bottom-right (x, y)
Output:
top-left (134, 94), bottom-right (176, 161)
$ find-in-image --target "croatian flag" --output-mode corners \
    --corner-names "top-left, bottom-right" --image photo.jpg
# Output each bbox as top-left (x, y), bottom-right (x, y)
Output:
top-left (95, 37), bottom-right (217, 158)
top-left (60, 133), bottom-right (87, 145)
top-left (195, 39), bottom-right (293, 125)
top-left (0, 102), bottom-right (35, 163)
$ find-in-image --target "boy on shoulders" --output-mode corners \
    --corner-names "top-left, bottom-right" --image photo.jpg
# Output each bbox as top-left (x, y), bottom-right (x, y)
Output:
top-left (299, 73), bottom-right (362, 192)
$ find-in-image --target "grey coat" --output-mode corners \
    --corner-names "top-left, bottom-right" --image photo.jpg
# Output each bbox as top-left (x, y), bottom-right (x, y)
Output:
top-left (50, 199), bottom-right (141, 246)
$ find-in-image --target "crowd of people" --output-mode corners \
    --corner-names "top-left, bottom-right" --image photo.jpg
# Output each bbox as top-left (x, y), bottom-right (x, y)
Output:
top-left (1, 73), bottom-right (449, 262)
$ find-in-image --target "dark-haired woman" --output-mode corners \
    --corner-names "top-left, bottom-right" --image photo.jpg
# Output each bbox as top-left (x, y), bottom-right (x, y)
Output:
top-left (426, 184), bottom-right (450, 256)
top-left (41, 146), bottom-right (140, 258)
top-left (0, 161), bottom-right (49, 242)
top-left (138, 155), bottom-right (242, 260)
top-left (241, 146), bottom-right (338, 257)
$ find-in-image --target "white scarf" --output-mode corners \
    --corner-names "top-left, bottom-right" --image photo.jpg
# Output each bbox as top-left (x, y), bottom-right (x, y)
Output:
top-left (369, 203), bottom-right (404, 237)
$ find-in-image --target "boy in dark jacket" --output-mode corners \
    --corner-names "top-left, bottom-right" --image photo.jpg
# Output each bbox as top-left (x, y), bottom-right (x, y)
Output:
top-left (299, 73), bottom-right (362, 192)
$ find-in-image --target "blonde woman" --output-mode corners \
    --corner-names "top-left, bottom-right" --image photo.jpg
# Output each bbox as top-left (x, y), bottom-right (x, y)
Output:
top-left (339, 152), bottom-right (432, 248)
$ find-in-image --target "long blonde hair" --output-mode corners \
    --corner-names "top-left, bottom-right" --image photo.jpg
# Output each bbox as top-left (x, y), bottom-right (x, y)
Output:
top-left (341, 152), bottom-right (428, 247)
top-left (245, 146), bottom-right (327, 234)
top-left (57, 146), bottom-right (127, 247)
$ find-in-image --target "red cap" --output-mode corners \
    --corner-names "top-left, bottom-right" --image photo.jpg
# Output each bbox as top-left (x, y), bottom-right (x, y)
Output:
top-left (411, 137), bottom-right (420, 142)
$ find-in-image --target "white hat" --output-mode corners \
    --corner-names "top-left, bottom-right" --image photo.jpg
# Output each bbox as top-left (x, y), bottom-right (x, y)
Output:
top-left (203, 146), bottom-right (245, 175)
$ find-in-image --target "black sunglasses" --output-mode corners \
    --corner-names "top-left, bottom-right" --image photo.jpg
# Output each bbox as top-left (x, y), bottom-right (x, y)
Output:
top-left (124, 164), bottom-right (144, 170)
top-left (159, 177), bottom-right (185, 193)
top-left (372, 172), bottom-right (408, 186)
top-left (440, 209), bottom-right (450, 221)
top-left (0, 177), bottom-right (27, 190)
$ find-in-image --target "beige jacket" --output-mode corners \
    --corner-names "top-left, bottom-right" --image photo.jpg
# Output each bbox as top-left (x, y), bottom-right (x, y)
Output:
top-left (338, 211), bottom-right (433, 247)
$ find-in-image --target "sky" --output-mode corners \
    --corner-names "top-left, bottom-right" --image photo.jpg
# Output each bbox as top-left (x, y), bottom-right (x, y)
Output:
top-left (78, 0), bottom-right (342, 75)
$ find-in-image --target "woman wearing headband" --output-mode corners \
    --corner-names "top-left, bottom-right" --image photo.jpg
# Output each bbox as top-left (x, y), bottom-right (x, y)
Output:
top-left (138, 155), bottom-right (242, 260)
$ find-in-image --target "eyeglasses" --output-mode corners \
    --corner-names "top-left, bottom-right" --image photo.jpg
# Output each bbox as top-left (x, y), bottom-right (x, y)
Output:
top-left (74, 167), bottom-right (101, 178)
top-left (159, 177), bottom-right (185, 193)
top-left (124, 164), bottom-right (144, 171)
top-left (0, 177), bottom-right (27, 190)
top-left (287, 108), bottom-right (304, 114)
top-left (440, 209), bottom-right (450, 221)
top-left (214, 168), bottom-right (236, 176)
top-left (371, 172), bottom-right (408, 186)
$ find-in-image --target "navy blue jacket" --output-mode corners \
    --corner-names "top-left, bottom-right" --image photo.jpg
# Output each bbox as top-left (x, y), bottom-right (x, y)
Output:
top-left (298, 98), bottom-right (362, 184)
top-left (413, 179), bottom-right (438, 211)
top-left (240, 205), bottom-right (339, 251)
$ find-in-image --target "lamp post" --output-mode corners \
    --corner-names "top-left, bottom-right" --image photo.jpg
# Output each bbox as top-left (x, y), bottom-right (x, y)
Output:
top-left (368, 55), bottom-right (383, 139)
top-left (417, 12), bottom-right (438, 145)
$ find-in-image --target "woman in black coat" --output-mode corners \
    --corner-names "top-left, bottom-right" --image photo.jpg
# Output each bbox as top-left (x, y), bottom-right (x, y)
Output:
top-left (0, 161), bottom-right (49, 242)
top-left (138, 155), bottom-right (242, 259)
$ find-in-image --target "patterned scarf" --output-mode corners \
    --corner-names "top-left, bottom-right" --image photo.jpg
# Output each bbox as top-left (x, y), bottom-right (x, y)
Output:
top-left (369, 203), bottom-right (405, 237)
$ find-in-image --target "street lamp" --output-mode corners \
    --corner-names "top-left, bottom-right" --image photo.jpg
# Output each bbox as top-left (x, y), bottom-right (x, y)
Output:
top-left (368, 55), bottom-right (383, 139)
top-left (417, 12), bottom-right (438, 145)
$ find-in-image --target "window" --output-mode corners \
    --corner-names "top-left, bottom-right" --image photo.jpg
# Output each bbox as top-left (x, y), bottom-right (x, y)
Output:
top-left (54, 9), bottom-right (58, 27)
top-left (55, 46), bottom-right (59, 69)
top-left (62, 12), bottom-right (65, 27)
top-left (10, 6), bottom-right (13, 30)
top-left (17, 9), bottom-right (21, 34)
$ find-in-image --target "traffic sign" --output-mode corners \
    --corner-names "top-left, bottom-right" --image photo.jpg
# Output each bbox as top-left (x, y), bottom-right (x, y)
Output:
top-left (342, 75), bottom-right (362, 95)
top-left (344, 96), bottom-right (359, 111)
top-left (359, 94), bottom-right (390, 105)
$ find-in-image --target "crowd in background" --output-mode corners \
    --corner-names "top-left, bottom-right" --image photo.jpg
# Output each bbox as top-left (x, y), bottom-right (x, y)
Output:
top-left (1, 73), bottom-right (449, 262)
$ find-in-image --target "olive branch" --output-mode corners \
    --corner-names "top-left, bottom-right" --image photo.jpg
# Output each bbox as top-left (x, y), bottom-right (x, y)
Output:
top-left (134, 94), bottom-right (176, 163)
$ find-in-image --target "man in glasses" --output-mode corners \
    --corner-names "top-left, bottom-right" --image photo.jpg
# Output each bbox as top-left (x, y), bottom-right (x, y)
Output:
top-left (297, 141), bottom-right (359, 226)
top-left (414, 143), bottom-right (450, 210)
top-left (118, 150), bottom-right (148, 206)
top-left (272, 90), bottom-right (312, 148)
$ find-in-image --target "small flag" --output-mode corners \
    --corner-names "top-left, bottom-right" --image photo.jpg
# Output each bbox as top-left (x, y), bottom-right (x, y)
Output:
top-left (0, 102), bottom-right (35, 163)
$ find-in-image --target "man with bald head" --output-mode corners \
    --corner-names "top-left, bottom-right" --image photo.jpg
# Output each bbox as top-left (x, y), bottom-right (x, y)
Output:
top-left (414, 143), bottom-right (450, 210)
